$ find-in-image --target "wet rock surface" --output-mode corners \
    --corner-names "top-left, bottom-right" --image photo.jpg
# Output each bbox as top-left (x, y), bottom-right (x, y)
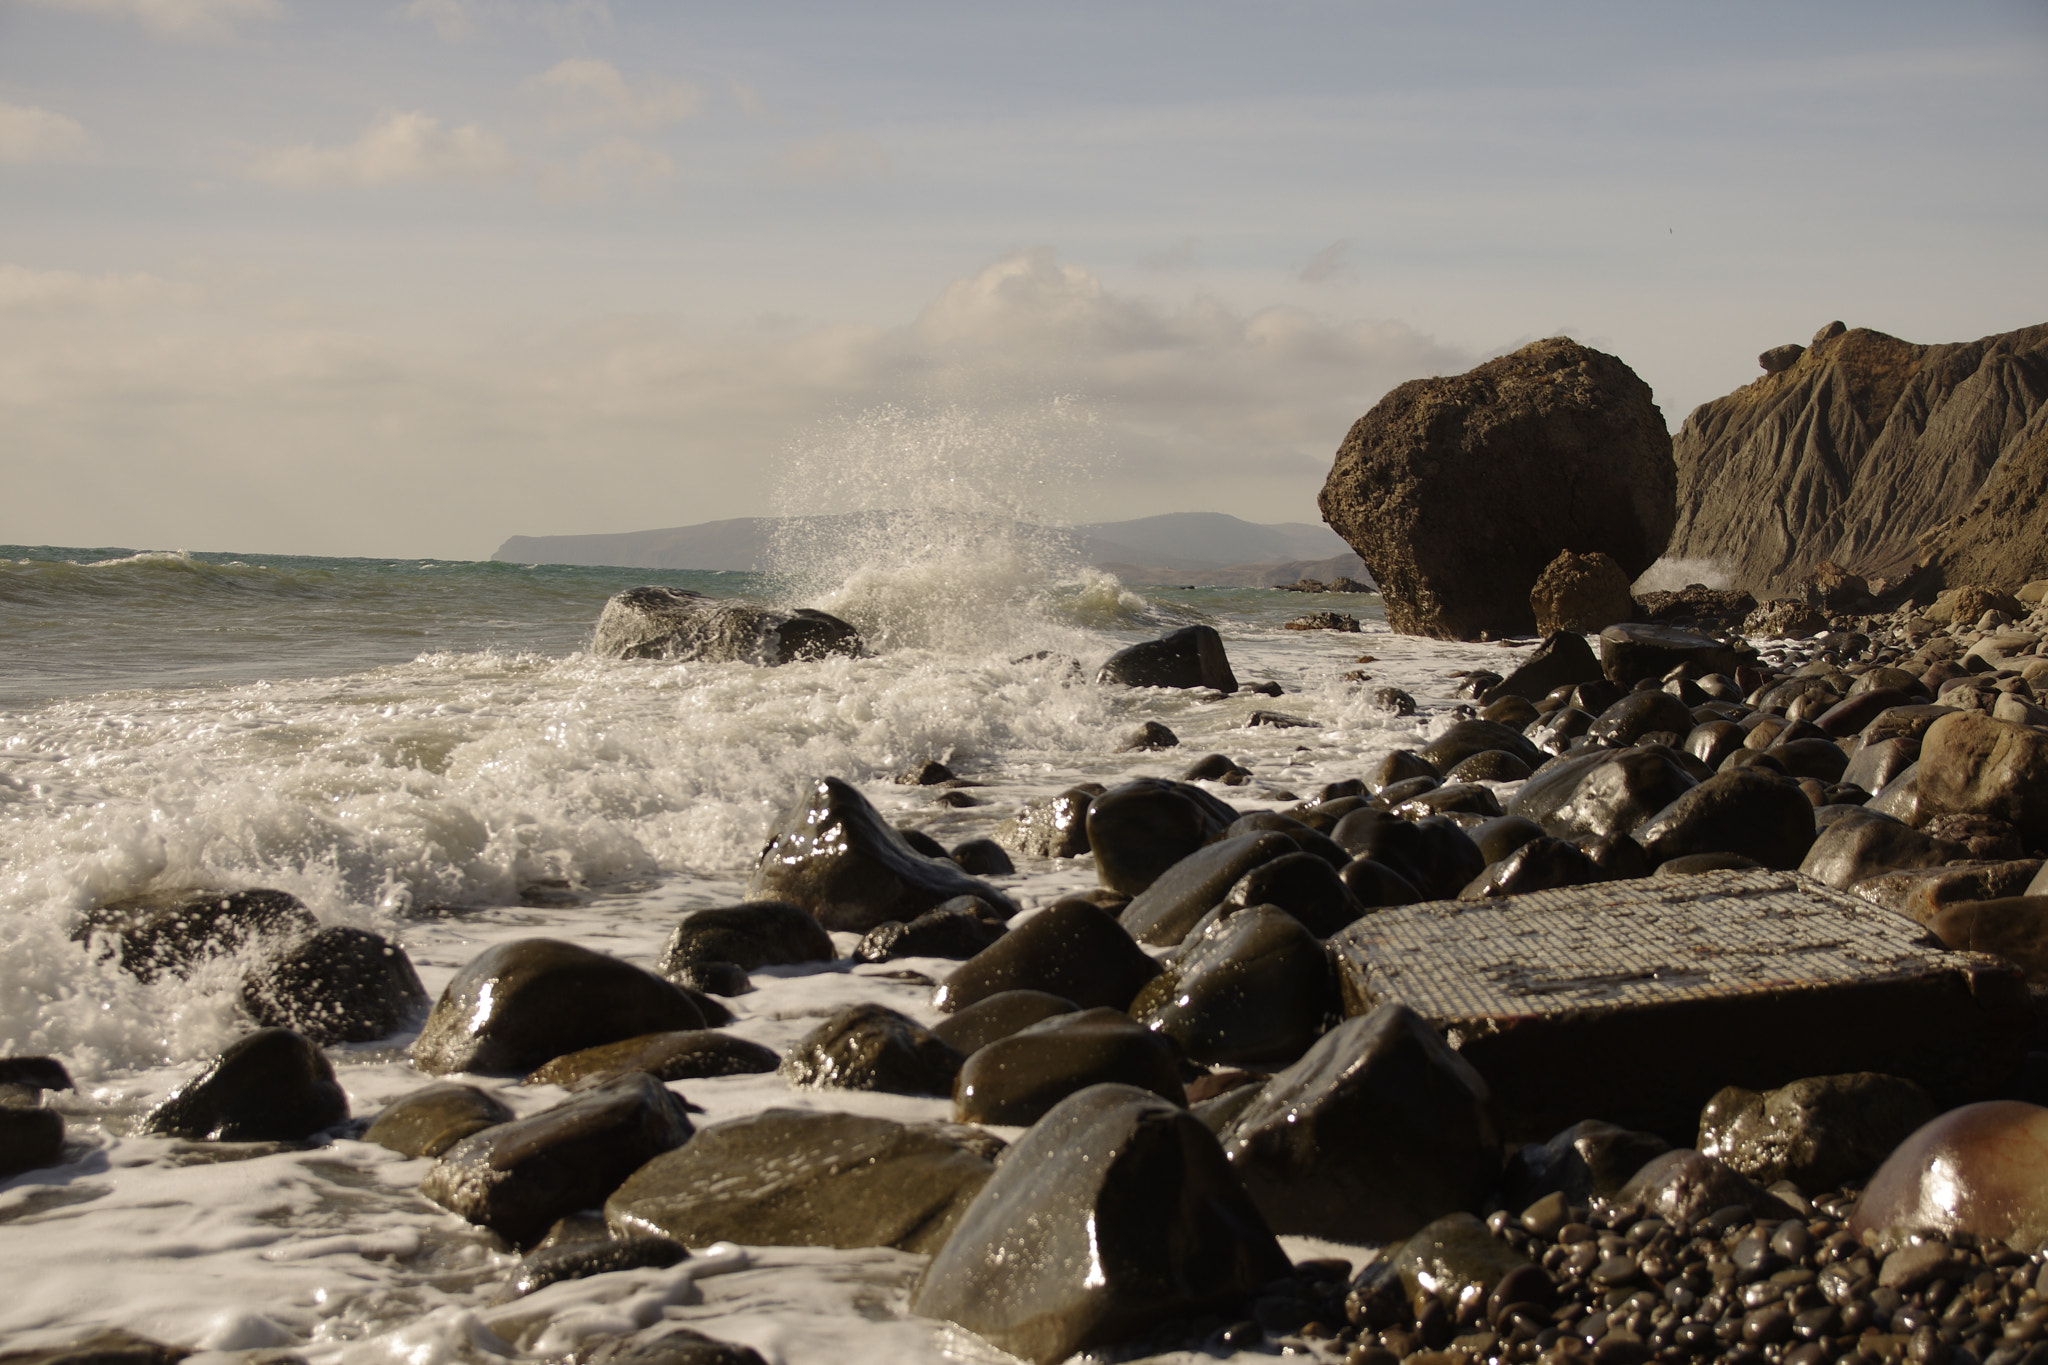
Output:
top-left (911, 1083), bottom-right (1290, 1365)
top-left (240, 925), bottom-right (430, 1045)
top-left (414, 938), bottom-right (710, 1077)
top-left (140, 1027), bottom-right (349, 1142)
top-left (1851, 1101), bottom-right (2048, 1252)
top-left (776, 1002), bottom-right (963, 1096)
top-left (420, 1071), bottom-right (696, 1248)
top-left (1085, 776), bottom-right (1240, 896)
top-left (932, 897), bottom-right (1159, 1013)
top-left (654, 901), bottom-right (835, 991)
top-left (521, 1030), bottom-right (780, 1090)
top-left (592, 585), bottom-right (863, 664)
top-left (748, 777), bottom-right (1020, 933)
top-left (1096, 624), bottom-right (1239, 692)
top-left (1129, 904), bottom-right (1337, 1066)
top-left (1698, 1072), bottom-right (1938, 1191)
top-left (953, 1007), bottom-right (1185, 1125)
top-left (74, 887), bottom-right (318, 983)
top-left (607, 1108), bottom-right (995, 1254)
top-left (363, 1082), bottom-right (515, 1158)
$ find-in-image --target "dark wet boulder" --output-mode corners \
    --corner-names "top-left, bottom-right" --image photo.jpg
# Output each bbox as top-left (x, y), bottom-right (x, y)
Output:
top-left (1683, 719), bottom-right (1748, 771)
top-left (1506, 746), bottom-right (1698, 842)
top-left (1586, 691), bottom-right (1698, 748)
top-left (1614, 1149), bottom-right (1795, 1225)
top-left (777, 1002), bottom-right (963, 1097)
top-left (1656, 852), bottom-right (1762, 876)
top-left (582, 1327), bottom-right (767, 1365)
top-left (414, 939), bottom-right (708, 1077)
top-left (1363, 1211), bottom-right (1541, 1324)
top-left (1799, 814), bottom-right (1968, 889)
top-left (1096, 624), bottom-right (1239, 693)
top-left (930, 989), bottom-right (1080, 1055)
top-left (748, 778), bottom-right (1019, 933)
top-left (363, 1082), bottom-right (516, 1159)
top-left (1391, 782), bottom-right (1503, 821)
top-left (1632, 770), bottom-right (1817, 870)
top-left (523, 1031), bottom-right (779, 1090)
top-left (1225, 812), bottom-right (1351, 871)
top-left (0, 1056), bottom-right (72, 1097)
top-left (1317, 338), bottom-right (1673, 640)
top-left (1769, 736), bottom-right (1850, 784)
top-left (1418, 719), bottom-right (1543, 774)
top-left (1118, 720), bottom-right (1180, 751)
top-left (140, 1027), bottom-right (348, 1142)
top-left (949, 838), bottom-right (1014, 877)
top-left (1459, 836), bottom-right (1604, 898)
top-left (933, 899), bottom-right (1160, 1013)
top-left (1842, 735), bottom-right (1920, 793)
top-left (1814, 687), bottom-right (1918, 738)
top-left (1501, 1119), bottom-right (1670, 1209)
top-left (0, 1105), bottom-right (64, 1179)
top-left (592, 585), bottom-right (862, 664)
top-left (855, 897), bottom-right (1008, 963)
top-left (1599, 623), bottom-right (1745, 688)
top-left (654, 901), bottom-right (835, 994)
top-left (1367, 750), bottom-right (1440, 792)
top-left (1084, 777), bottom-right (1239, 896)
top-left (1530, 550), bottom-right (1635, 634)
top-left (420, 1071), bottom-right (695, 1249)
top-left (1329, 810), bottom-right (1485, 901)
top-left (73, 887), bottom-right (318, 983)
top-left (608, 1108), bottom-right (995, 1254)
top-left (1130, 905), bottom-right (1336, 1067)
top-left (1447, 750), bottom-right (1534, 783)
top-left (497, 1235), bottom-right (690, 1302)
top-left (1219, 1004), bottom-right (1498, 1243)
top-left (911, 1083), bottom-right (1290, 1365)
top-left (1528, 706), bottom-right (1595, 756)
top-left (1849, 1101), bottom-right (2048, 1252)
top-left (1855, 859), bottom-right (2043, 924)
top-left (1117, 833), bottom-right (1296, 947)
top-left (1338, 857), bottom-right (1426, 908)
top-left (1698, 1072), bottom-right (1937, 1191)
top-left (1001, 784), bottom-right (1101, 859)
top-left (1915, 713), bottom-right (2048, 847)
top-left (953, 1008), bottom-right (1185, 1125)
top-left (1471, 815), bottom-right (1546, 866)
top-left (1220, 851), bottom-right (1364, 937)
top-left (240, 926), bottom-right (429, 1045)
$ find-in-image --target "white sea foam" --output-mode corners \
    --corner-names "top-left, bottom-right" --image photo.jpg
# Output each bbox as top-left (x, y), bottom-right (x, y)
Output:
top-left (1630, 555), bottom-right (1734, 594)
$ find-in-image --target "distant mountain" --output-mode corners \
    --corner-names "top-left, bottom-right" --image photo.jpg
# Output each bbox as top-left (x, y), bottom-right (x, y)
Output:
top-left (493, 512), bottom-right (1367, 587)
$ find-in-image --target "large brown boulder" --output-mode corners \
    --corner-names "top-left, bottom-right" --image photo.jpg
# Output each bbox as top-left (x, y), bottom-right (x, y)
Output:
top-left (1529, 549), bottom-right (1635, 633)
top-left (1665, 321), bottom-right (2048, 597)
top-left (1318, 338), bottom-right (1674, 639)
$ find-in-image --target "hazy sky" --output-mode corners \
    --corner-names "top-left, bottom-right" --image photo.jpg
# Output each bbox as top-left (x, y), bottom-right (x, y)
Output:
top-left (4, 0), bottom-right (2045, 559)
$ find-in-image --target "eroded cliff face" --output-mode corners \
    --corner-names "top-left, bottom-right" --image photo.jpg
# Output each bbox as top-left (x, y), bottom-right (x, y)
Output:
top-left (1667, 322), bottom-right (2048, 597)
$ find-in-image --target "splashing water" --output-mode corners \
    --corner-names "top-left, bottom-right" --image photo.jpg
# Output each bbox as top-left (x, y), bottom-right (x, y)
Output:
top-left (765, 399), bottom-right (1126, 653)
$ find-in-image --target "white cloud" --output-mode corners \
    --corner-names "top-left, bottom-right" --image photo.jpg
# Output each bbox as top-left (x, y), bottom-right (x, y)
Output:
top-left (1300, 239), bottom-right (1354, 284)
top-left (537, 135), bottom-right (674, 199)
top-left (250, 111), bottom-right (518, 188)
top-left (781, 130), bottom-right (892, 180)
top-left (530, 58), bottom-right (702, 132)
top-left (0, 103), bottom-right (92, 163)
top-left (22, 0), bottom-right (280, 38)
top-left (403, 0), bottom-right (611, 44)
top-left (0, 264), bottom-right (194, 313)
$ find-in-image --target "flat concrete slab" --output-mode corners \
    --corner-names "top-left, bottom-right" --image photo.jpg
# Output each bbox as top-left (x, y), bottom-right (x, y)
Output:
top-left (1327, 869), bottom-right (2029, 1144)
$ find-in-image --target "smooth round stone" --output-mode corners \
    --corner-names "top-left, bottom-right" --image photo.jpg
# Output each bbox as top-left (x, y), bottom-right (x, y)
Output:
top-left (1084, 777), bottom-right (1240, 897)
top-left (1450, 750), bottom-right (1535, 783)
top-left (414, 938), bottom-right (709, 1077)
top-left (952, 1008), bottom-right (1184, 1126)
top-left (1850, 1101), bottom-right (2048, 1251)
top-left (523, 1031), bottom-right (780, 1090)
top-left (241, 925), bottom-right (430, 1046)
top-left (1471, 816), bottom-right (1546, 867)
top-left (1419, 720), bottom-right (1542, 773)
top-left (1589, 691), bottom-right (1700, 748)
top-left (1224, 812), bottom-right (1352, 871)
top-left (72, 887), bottom-right (318, 984)
top-left (140, 1027), bottom-right (348, 1142)
top-left (933, 899), bottom-right (1160, 1014)
top-left (655, 901), bottom-right (835, 984)
top-left (1118, 833), bottom-right (1298, 947)
top-left (1367, 751), bottom-right (1441, 793)
top-left (1505, 747), bottom-right (1699, 843)
top-left (363, 1082), bottom-right (514, 1158)
top-left (950, 838), bottom-right (1015, 877)
top-left (1394, 782), bottom-right (1504, 821)
top-left (1614, 1149), bottom-right (1794, 1226)
top-left (1223, 852), bottom-right (1365, 937)
top-left (929, 990), bottom-right (1080, 1055)
top-left (1130, 904), bottom-right (1336, 1068)
top-left (777, 1003), bottom-right (963, 1097)
top-left (1460, 837), bottom-right (1603, 898)
top-left (1003, 785), bottom-right (1102, 859)
top-left (1633, 769), bottom-right (1818, 870)
top-left (855, 898), bottom-right (1008, 963)
top-left (1338, 857), bottom-right (1425, 908)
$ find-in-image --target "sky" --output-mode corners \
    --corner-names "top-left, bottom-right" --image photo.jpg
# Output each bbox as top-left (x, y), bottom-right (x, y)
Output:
top-left (2, 0), bottom-right (2045, 560)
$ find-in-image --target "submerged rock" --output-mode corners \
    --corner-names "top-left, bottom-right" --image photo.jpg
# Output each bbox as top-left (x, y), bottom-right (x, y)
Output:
top-left (413, 938), bottom-right (709, 1077)
top-left (74, 887), bottom-right (317, 983)
top-left (654, 901), bottom-right (834, 993)
top-left (911, 1083), bottom-right (1290, 1365)
top-left (363, 1082), bottom-right (515, 1159)
top-left (748, 777), bottom-right (1019, 933)
top-left (591, 585), bottom-right (863, 664)
top-left (607, 1109), bottom-right (995, 1255)
top-left (141, 1027), bottom-right (349, 1142)
top-left (420, 1071), bottom-right (695, 1248)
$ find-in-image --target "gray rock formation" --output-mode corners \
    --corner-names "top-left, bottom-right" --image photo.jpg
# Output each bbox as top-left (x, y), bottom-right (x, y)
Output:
top-left (1318, 337), bottom-right (1674, 639)
top-left (1666, 321), bottom-right (2048, 597)
top-left (592, 586), bottom-right (862, 664)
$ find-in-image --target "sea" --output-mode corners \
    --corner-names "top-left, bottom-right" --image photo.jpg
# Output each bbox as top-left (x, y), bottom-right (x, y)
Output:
top-left (0, 530), bottom-right (1517, 1363)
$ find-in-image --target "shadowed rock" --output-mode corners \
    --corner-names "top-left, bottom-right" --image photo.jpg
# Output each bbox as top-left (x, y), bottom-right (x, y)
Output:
top-left (1131, 905), bottom-right (1336, 1067)
top-left (1599, 624), bottom-right (1745, 689)
top-left (933, 899), bottom-right (1160, 1014)
top-left (364, 1082), bottom-right (515, 1159)
top-left (1502, 1120), bottom-right (1671, 1210)
top-left (523, 1031), bottom-right (780, 1090)
top-left (748, 778), bottom-right (1019, 933)
top-left (1633, 770), bottom-right (1818, 870)
top-left (929, 989), bottom-right (1079, 1055)
top-left (607, 1109), bottom-right (995, 1254)
top-left (0, 1106), bottom-right (65, 1179)
top-left (777, 1002), bottom-right (963, 1097)
top-left (1096, 625), bottom-right (1239, 693)
top-left (592, 585), bottom-right (862, 664)
top-left (953, 1008), bottom-right (1185, 1126)
top-left (1085, 777), bottom-right (1240, 897)
top-left (420, 1071), bottom-right (695, 1249)
top-left (74, 887), bottom-right (317, 983)
top-left (655, 901), bottom-right (834, 993)
top-left (855, 897), bottom-right (1008, 963)
top-left (1506, 747), bottom-right (1698, 843)
top-left (241, 926), bottom-right (430, 1045)
top-left (141, 1027), bottom-right (349, 1142)
top-left (1698, 1073), bottom-right (1936, 1191)
top-left (1118, 833), bottom-right (1297, 947)
top-left (911, 1083), bottom-right (1290, 1365)
top-left (414, 938), bottom-right (709, 1077)
top-left (1219, 1004), bottom-right (1498, 1243)
top-left (1615, 1149), bottom-right (1795, 1225)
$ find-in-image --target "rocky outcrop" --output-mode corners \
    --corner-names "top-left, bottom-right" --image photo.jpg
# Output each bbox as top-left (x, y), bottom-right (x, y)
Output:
top-left (1666, 321), bottom-right (2048, 597)
top-left (1318, 338), bottom-right (1674, 639)
top-left (1529, 550), bottom-right (1634, 634)
top-left (592, 586), bottom-right (863, 664)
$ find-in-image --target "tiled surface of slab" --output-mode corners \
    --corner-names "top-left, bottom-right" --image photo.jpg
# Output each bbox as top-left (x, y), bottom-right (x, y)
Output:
top-left (1328, 869), bottom-right (2028, 1142)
